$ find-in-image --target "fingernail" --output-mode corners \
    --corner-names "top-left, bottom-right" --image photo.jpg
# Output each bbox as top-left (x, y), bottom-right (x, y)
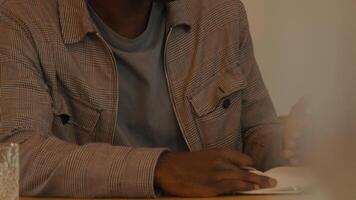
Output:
top-left (254, 184), bottom-right (260, 190)
top-left (269, 178), bottom-right (277, 187)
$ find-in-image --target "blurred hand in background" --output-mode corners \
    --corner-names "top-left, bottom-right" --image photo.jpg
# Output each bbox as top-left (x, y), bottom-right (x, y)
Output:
top-left (283, 96), bottom-right (312, 165)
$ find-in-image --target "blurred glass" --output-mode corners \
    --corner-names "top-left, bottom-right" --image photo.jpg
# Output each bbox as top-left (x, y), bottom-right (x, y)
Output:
top-left (0, 143), bottom-right (19, 200)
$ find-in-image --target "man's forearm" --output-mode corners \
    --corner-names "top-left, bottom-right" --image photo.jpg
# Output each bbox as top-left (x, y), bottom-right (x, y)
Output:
top-left (1, 129), bottom-right (166, 198)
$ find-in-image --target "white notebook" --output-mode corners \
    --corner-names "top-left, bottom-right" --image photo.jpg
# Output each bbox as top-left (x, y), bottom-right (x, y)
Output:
top-left (239, 167), bottom-right (315, 194)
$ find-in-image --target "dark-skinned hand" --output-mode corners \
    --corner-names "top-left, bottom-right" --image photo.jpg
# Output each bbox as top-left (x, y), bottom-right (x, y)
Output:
top-left (154, 149), bottom-right (277, 197)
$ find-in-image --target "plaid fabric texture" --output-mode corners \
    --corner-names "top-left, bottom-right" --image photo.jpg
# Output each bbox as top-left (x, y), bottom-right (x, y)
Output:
top-left (0, 0), bottom-right (283, 198)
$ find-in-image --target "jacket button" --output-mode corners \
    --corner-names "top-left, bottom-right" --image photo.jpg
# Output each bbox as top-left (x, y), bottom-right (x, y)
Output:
top-left (222, 99), bottom-right (231, 109)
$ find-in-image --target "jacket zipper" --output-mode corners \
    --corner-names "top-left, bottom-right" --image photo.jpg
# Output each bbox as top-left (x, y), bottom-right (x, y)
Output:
top-left (95, 32), bottom-right (119, 144)
top-left (163, 26), bottom-right (192, 151)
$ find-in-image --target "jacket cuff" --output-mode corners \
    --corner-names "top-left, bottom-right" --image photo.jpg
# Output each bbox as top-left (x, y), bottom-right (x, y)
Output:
top-left (110, 148), bottom-right (168, 198)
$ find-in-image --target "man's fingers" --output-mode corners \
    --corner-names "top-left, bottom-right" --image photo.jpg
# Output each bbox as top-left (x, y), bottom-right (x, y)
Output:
top-left (216, 180), bottom-right (256, 194)
top-left (214, 170), bottom-right (277, 189)
top-left (220, 150), bottom-right (254, 167)
top-left (241, 171), bottom-right (277, 188)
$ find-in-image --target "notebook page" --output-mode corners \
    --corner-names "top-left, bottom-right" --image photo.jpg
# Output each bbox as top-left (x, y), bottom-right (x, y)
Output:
top-left (239, 167), bottom-right (315, 194)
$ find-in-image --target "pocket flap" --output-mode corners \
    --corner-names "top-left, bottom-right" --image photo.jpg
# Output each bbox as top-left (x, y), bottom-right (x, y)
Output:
top-left (54, 94), bottom-right (101, 132)
top-left (189, 68), bottom-right (247, 117)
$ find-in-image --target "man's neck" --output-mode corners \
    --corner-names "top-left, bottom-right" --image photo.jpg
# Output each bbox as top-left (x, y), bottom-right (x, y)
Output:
top-left (90, 0), bottom-right (153, 38)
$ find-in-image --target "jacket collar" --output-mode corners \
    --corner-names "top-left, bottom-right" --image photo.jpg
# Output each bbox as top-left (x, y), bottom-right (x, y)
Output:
top-left (58, 0), bottom-right (96, 44)
top-left (58, 0), bottom-right (193, 44)
top-left (165, 0), bottom-right (193, 29)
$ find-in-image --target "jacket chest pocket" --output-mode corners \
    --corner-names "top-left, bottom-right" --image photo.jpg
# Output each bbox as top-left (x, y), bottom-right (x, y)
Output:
top-left (189, 68), bottom-right (247, 150)
top-left (52, 94), bottom-right (101, 144)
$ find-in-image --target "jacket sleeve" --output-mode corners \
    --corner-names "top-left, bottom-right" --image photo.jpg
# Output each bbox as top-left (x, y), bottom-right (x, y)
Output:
top-left (0, 9), bottom-right (165, 198)
top-left (236, 1), bottom-right (289, 171)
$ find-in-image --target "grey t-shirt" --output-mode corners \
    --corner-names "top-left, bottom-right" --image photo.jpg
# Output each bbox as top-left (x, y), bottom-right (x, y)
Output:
top-left (89, 2), bottom-right (187, 151)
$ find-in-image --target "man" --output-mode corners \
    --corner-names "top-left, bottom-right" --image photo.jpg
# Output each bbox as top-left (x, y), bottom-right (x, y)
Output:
top-left (0, 0), bottom-right (301, 198)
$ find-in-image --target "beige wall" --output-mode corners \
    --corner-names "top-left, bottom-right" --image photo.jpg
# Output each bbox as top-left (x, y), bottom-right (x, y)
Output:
top-left (241, 0), bottom-right (356, 115)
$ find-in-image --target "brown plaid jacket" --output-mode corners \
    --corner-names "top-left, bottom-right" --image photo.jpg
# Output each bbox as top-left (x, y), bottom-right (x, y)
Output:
top-left (0, 0), bottom-right (285, 198)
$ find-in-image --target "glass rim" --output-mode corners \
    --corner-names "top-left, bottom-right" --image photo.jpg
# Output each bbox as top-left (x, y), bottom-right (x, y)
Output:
top-left (0, 143), bottom-right (19, 150)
